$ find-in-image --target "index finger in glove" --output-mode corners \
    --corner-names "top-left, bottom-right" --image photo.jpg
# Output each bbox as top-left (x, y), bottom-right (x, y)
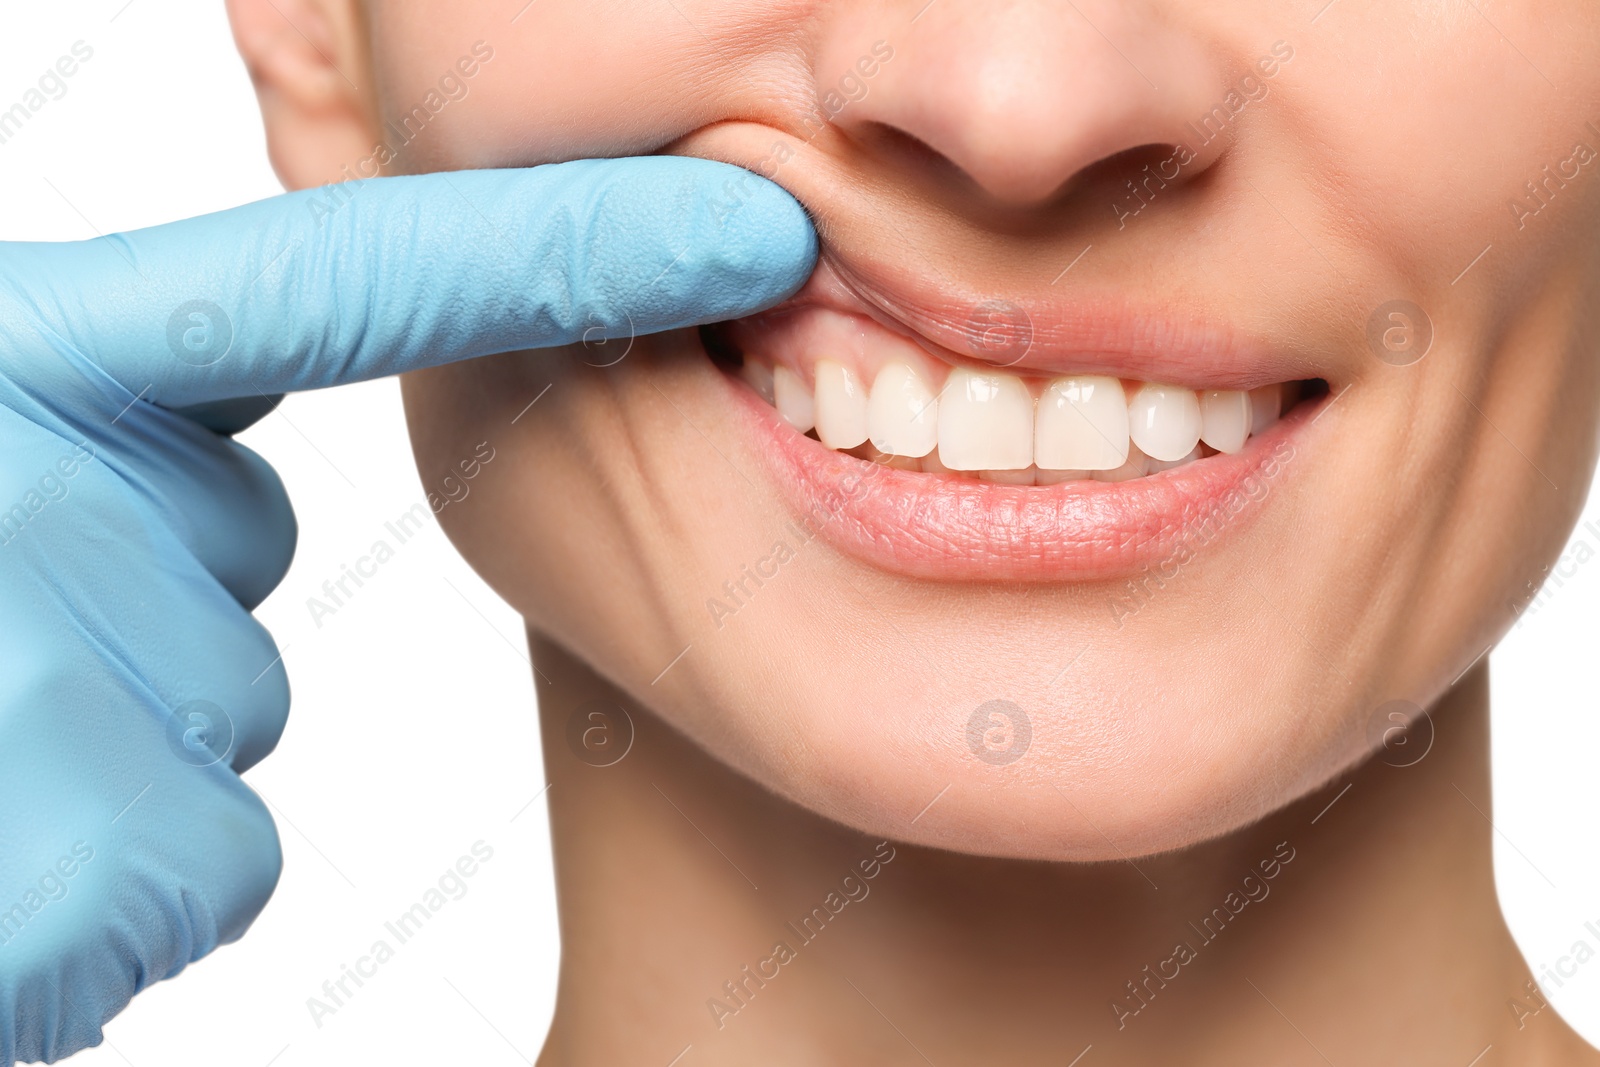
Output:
top-left (0, 157), bottom-right (817, 409)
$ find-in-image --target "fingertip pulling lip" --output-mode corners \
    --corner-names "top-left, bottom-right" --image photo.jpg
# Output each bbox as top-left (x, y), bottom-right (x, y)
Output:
top-left (671, 121), bottom-right (1326, 580)
top-left (674, 119), bottom-right (1338, 390)
top-left (725, 367), bottom-right (1312, 584)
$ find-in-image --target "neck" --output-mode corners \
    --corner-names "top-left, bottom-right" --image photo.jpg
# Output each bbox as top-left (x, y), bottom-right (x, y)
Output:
top-left (531, 634), bottom-right (1593, 1065)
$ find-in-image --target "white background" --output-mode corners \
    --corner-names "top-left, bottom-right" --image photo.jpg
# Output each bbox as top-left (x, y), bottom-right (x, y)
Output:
top-left (0, 2), bottom-right (1596, 1062)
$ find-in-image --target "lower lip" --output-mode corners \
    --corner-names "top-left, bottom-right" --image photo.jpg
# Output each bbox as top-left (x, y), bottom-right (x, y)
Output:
top-left (722, 369), bottom-right (1314, 583)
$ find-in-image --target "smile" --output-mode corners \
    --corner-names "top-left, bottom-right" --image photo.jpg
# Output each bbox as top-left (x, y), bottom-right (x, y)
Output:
top-left (703, 259), bottom-right (1327, 582)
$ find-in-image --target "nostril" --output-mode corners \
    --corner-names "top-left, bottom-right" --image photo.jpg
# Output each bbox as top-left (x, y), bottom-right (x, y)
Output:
top-left (1084, 143), bottom-right (1204, 191)
top-left (846, 121), bottom-right (1136, 212)
top-left (847, 122), bottom-right (1211, 213)
top-left (845, 121), bottom-right (971, 192)
top-left (1079, 142), bottom-right (1212, 226)
top-left (813, 3), bottom-right (1229, 213)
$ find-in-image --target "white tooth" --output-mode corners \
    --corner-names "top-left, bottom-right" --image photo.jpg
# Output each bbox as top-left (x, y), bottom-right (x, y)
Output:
top-left (980, 468), bottom-right (1036, 485)
top-left (1147, 446), bottom-right (1202, 473)
top-left (1199, 389), bottom-right (1251, 454)
top-left (740, 360), bottom-right (775, 404)
top-left (814, 360), bottom-right (868, 450)
top-left (774, 365), bottom-right (814, 433)
top-left (936, 368), bottom-right (1034, 470)
top-left (868, 362), bottom-right (938, 458)
top-left (1092, 443), bottom-right (1151, 482)
top-left (1249, 384), bottom-right (1282, 435)
top-left (920, 447), bottom-right (972, 477)
top-left (1035, 376), bottom-right (1130, 471)
top-left (1127, 382), bottom-right (1203, 462)
top-left (1035, 468), bottom-right (1089, 485)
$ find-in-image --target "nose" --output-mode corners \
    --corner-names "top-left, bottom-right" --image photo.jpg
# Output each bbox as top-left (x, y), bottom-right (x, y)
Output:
top-left (816, 0), bottom-right (1227, 207)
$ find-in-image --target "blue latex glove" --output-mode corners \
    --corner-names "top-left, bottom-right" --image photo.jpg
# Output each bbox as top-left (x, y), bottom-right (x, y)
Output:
top-left (0, 157), bottom-right (815, 1064)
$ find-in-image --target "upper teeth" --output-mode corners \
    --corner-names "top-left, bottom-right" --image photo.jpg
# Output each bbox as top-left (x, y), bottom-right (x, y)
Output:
top-left (749, 358), bottom-right (1282, 477)
top-left (939, 368), bottom-right (1035, 471)
top-left (1036, 376), bottom-right (1130, 471)
top-left (813, 360), bottom-right (870, 450)
top-left (866, 361), bottom-right (939, 458)
top-left (1127, 381), bottom-right (1204, 463)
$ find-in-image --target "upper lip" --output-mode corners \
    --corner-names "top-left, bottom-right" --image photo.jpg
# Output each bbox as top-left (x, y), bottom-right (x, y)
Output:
top-left (672, 120), bottom-right (1332, 391)
top-left (759, 251), bottom-right (1318, 391)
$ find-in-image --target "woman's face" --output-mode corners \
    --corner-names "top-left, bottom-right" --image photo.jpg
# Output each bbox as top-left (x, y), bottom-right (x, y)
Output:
top-left (386, 0), bottom-right (1600, 859)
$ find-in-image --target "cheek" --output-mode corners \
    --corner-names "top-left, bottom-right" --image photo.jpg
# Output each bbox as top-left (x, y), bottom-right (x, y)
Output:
top-left (1287, 4), bottom-right (1600, 279)
top-left (404, 338), bottom-right (780, 688)
top-left (367, 0), bottom-right (812, 171)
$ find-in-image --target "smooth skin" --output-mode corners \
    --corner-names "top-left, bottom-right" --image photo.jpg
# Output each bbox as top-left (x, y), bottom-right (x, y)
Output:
top-left (230, 0), bottom-right (1600, 1063)
top-left (0, 164), bottom-right (813, 1063)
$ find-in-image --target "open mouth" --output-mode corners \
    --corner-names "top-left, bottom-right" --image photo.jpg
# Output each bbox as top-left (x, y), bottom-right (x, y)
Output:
top-left (698, 257), bottom-right (1328, 583)
top-left (708, 310), bottom-right (1323, 485)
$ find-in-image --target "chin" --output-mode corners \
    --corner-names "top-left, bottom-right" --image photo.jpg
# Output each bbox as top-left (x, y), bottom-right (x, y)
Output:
top-left (649, 594), bottom-right (1364, 862)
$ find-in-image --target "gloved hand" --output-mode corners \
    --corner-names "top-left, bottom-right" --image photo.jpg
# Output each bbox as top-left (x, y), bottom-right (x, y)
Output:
top-left (0, 157), bottom-right (815, 1064)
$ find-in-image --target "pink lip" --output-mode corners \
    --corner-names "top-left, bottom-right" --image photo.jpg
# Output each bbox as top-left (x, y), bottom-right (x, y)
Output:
top-left (763, 255), bottom-right (1324, 392)
top-left (724, 373), bottom-right (1312, 583)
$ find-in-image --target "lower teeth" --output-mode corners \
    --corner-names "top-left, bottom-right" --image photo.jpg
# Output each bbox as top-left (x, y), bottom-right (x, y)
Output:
top-left (833, 441), bottom-right (1223, 484)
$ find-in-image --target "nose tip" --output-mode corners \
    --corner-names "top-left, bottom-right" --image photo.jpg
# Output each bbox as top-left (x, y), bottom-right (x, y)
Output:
top-left (818, 2), bottom-right (1227, 208)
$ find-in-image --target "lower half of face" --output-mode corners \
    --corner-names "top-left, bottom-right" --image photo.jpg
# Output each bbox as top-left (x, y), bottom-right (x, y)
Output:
top-left (394, 0), bottom-right (1600, 859)
top-left (404, 292), bottom-right (1597, 861)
